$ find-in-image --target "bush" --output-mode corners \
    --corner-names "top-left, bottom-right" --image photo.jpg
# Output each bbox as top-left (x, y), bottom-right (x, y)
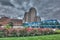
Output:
top-left (0, 28), bottom-right (5, 37)
top-left (0, 27), bottom-right (56, 37)
top-left (54, 29), bottom-right (60, 34)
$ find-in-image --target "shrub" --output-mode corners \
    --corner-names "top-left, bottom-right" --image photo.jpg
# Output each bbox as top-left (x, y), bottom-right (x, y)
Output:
top-left (54, 29), bottom-right (60, 34)
top-left (0, 27), bottom-right (56, 37)
top-left (0, 28), bottom-right (5, 37)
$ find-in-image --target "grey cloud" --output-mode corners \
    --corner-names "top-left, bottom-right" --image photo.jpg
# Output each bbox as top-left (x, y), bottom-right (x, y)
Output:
top-left (0, 0), bottom-right (60, 20)
top-left (0, 0), bottom-right (14, 7)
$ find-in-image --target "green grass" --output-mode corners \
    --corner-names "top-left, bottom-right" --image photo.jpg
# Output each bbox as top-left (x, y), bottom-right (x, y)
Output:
top-left (55, 30), bottom-right (60, 32)
top-left (0, 34), bottom-right (60, 40)
top-left (55, 30), bottom-right (60, 34)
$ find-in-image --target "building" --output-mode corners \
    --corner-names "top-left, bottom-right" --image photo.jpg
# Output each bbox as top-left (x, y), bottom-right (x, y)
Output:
top-left (34, 16), bottom-right (41, 22)
top-left (0, 16), bottom-right (10, 26)
top-left (40, 19), bottom-right (59, 28)
top-left (23, 22), bottom-right (41, 28)
top-left (10, 19), bottom-right (22, 26)
top-left (10, 19), bottom-right (23, 28)
top-left (0, 16), bottom-right (23, 28)
top-left (29, 7), bottom-right (37, 22)
top-left (23, 12), bottom-right (29, 23)
top-left (24, 7), bottom-right (41, 23)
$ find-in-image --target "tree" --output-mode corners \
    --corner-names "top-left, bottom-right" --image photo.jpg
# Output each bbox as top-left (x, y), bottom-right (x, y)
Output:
top-left (5, 22), bottom-right (13, 29)
top-left (0, 24), bottom-right (2, 28)
top-left (8, 22), bottom-right (13, 28)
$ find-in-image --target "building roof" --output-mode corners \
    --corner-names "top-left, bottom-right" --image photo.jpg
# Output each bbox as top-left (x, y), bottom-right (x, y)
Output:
top-left (0, 17), bottom-right (23, 26)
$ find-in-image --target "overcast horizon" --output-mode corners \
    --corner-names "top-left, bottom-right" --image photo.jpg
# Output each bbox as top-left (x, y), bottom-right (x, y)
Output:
top-left (0, 0), bottom-right (60, 21)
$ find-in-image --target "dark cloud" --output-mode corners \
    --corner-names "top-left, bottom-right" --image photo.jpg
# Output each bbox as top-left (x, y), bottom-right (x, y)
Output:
top-left (0, 0), bottom-right (60, 20)
top-left (0, 0), bottom-right (14, 7)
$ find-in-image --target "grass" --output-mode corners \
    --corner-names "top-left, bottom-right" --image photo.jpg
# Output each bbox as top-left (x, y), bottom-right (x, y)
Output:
top-left (54, 29), bottom-right (60, 34)
top-left (55, 29), bottom-right (60, 32)
top-left (0, 34), bottom-right (60, 40)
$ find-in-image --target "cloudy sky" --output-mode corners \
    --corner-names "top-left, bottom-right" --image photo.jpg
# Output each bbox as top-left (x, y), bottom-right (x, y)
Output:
top-left (0, 0), bottom-right (60, 20)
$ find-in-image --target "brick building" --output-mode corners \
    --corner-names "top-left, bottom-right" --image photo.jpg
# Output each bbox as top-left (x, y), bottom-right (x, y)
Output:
top-left (0, 16), bottom-right (23, 28)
